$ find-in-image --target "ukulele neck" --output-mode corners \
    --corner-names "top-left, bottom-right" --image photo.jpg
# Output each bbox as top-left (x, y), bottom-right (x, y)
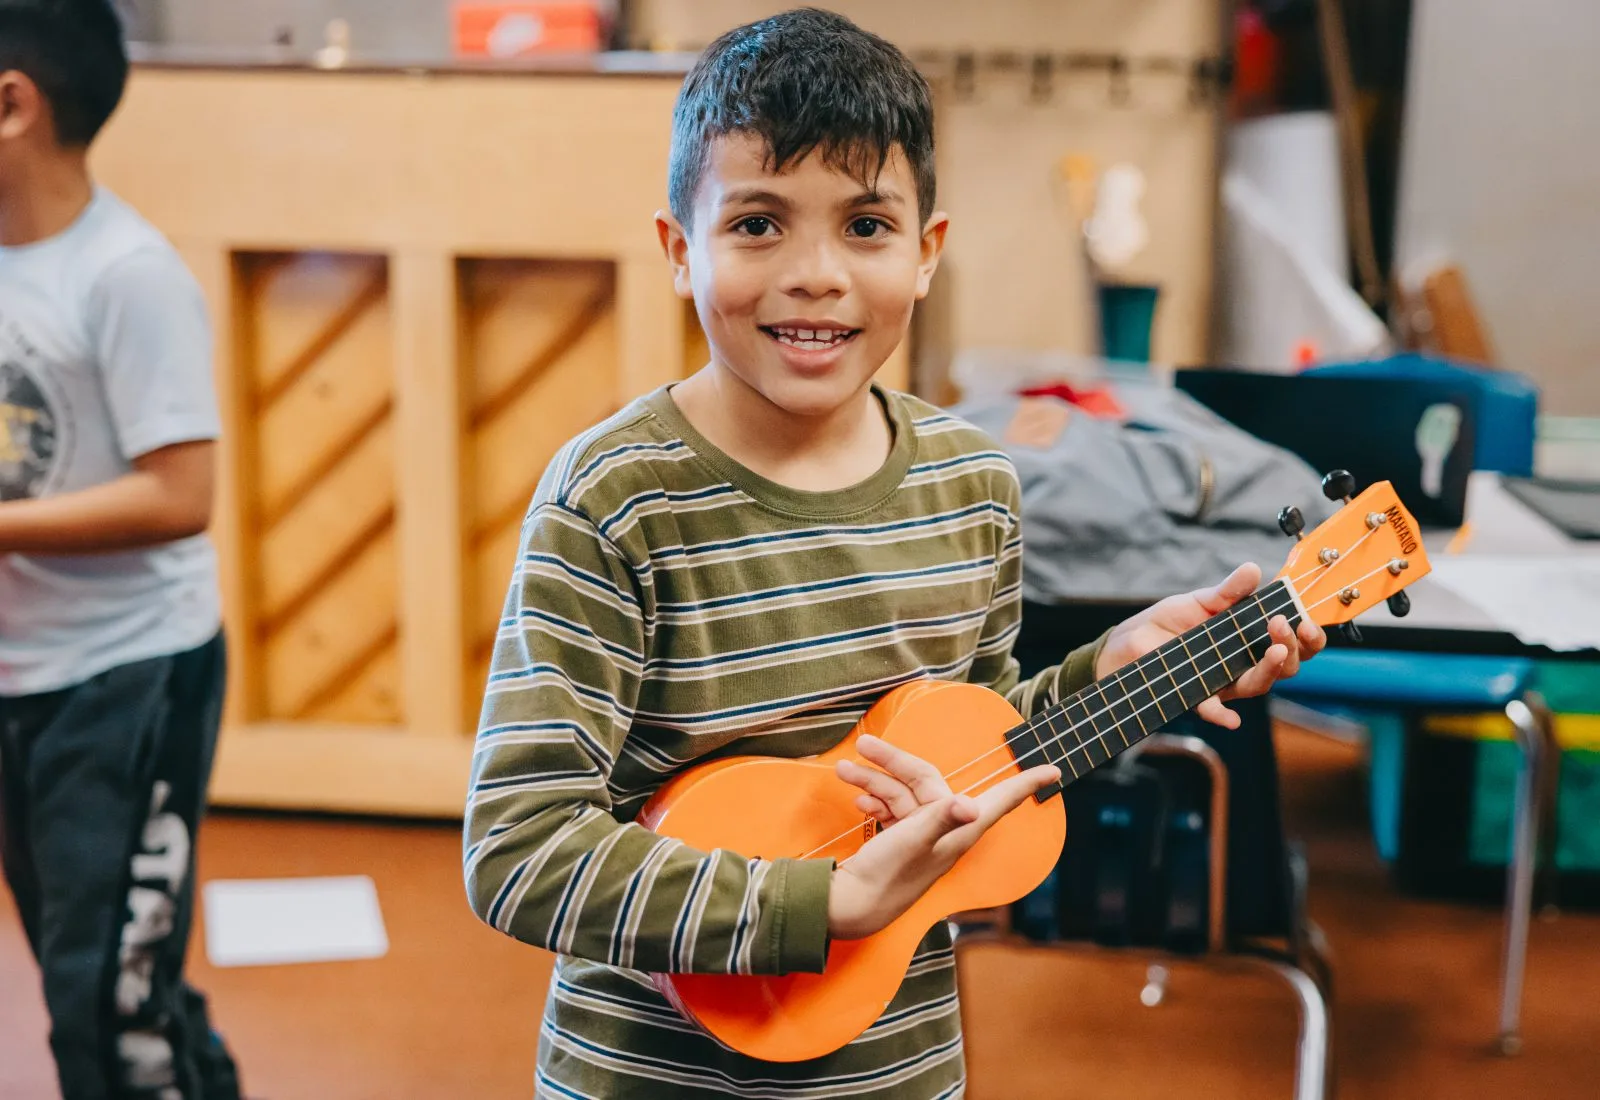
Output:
top-left (1010, 579), bottom-right (1305, 801)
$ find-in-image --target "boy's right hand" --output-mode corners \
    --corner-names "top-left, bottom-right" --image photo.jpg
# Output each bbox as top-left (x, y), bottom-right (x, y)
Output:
top-left (825, 734), bottom-right (1060, 941)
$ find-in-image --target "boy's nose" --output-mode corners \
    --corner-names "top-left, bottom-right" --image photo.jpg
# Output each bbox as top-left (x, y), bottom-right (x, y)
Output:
top-left (782, 239), bottom-right (851, 298)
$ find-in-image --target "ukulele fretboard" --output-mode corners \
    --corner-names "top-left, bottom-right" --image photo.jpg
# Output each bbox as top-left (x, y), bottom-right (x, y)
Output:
top-left (1007, 579), bottom-right (1303, 800)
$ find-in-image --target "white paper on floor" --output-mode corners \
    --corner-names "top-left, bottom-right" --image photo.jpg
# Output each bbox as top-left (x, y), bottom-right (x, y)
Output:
top-left (202, 875), bottom-right (389, 967)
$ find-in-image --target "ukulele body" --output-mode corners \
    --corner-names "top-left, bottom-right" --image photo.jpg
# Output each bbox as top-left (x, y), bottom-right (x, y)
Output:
top-left (637, 678), bottom-right (1065, 1063)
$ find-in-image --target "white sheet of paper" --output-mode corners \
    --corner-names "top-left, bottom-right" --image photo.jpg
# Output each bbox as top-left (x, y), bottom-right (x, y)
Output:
top-left (1427, 556), bottom-right (1600, 652)
top-left (203, 876), bottom-right (388, 968)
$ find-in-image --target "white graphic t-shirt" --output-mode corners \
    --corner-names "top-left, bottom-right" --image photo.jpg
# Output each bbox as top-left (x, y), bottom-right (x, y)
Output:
top-left (0, 188), bottom-right (221, 694)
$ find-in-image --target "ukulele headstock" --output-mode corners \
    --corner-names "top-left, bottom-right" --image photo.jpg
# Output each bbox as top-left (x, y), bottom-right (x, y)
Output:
top-left (1274, 476), bottom-right (1432, 628)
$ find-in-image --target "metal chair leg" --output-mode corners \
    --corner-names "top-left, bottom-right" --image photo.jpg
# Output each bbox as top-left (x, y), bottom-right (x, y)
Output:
top-left (1301, 919), bottom-right (1335, 1002)
top-left (1266, 961), bottom-right (1329, 1100)
top-left (1141, 963), bottom-right (1169, 1007)
top-left (1499, 695), bottom-right (1548, 1056)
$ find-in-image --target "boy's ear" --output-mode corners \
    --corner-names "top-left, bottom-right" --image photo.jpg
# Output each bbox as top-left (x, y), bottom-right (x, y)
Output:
top-left (0, 72), bottom-right (43, 142)
top-left (655, 210), bottom-right (696, 301)
top-left (914, 212), bottom-right (951, 301)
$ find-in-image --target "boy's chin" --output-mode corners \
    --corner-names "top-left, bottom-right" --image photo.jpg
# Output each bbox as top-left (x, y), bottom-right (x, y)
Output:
top-left (752, 370), bottom-right (879, 419)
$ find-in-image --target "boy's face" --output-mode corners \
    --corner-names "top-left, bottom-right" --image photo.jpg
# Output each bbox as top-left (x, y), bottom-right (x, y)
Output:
top-left (658, 134), bottom-right (946, 419)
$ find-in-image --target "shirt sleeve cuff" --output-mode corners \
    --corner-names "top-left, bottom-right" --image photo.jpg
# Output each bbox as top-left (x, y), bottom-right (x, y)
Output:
top-left (774, 857), bottom-right (834, 975)
top-left (119, 417), bottom-right (221, 460)
top-left (1059, 628), bottom-right (1112, 695)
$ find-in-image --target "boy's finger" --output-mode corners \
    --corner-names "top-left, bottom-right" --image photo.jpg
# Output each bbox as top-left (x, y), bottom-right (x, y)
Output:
top-left (971, 764), bottom-right (1061, 825)
top-left (935, 766), bottom-right (1059, 856)
top-left (837, 758), bottom-right (919, 819)
top-left (1197, 696), bottom-right (1242, 729)
top-left (854, 793), bottom-right (893, 822)
top-left (907, 796), bottom-right (982, 859)
top-left (1191, 562), bottom-right (1261, 616)
top-left (856, 734), bottom-right (952, 801)
top-left (1219, 638), bottom-right (1286, 703)
top-left (1268, 617), bottom-right (1299, 678)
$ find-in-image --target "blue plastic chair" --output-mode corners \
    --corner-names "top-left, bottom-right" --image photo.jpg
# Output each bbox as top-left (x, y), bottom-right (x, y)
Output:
top-left (1275, 649), bottom-right (1555, 1054)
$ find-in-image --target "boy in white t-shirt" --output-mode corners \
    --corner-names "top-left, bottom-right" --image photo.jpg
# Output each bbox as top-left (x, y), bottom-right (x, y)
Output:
top-left (0, 2), bottom-right (242, 1096)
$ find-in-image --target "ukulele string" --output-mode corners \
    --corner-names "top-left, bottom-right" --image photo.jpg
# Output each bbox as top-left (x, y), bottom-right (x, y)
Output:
top-left (965, 514), bottom-right (1386, 791)
top-left (1293, 522), bottom-right (1382, 598)
top-left (795, 591), bottom-right (1293, 860)
top-left (942, 589), bottom-right (1296, 789)
top-left (801, 560), bottom-right (1403, 861)
top-left (949, 592), bottom-right (1296, 796)
top-left (948, 568), bottom-right (1396, 801)
top-left (948, 511), bottom-right (1381, 795)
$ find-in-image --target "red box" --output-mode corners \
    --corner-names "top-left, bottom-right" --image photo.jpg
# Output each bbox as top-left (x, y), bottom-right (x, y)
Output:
top-left (453, 3), bottom-right (605, 57)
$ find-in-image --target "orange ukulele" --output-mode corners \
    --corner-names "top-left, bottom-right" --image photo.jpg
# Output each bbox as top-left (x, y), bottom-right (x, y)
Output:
top-left (638, 478), bottom-right (1430, 1062)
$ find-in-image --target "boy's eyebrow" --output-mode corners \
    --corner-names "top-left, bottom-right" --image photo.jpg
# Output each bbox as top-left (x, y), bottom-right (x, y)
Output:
top-left (719, 188), bottom-right (795, 210)
top-left (845, 188), bottom-right (906, 209)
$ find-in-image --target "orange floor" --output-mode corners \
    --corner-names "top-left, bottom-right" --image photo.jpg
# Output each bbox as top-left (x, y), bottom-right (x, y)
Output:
top-left (3, 725), bottom-right (1597, 1098)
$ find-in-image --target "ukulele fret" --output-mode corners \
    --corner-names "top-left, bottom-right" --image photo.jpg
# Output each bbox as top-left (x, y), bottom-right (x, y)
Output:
top-left (1132, 659), bottom-right (1168, 725)
top-left (1021, 580), bottom-right (1302, 803)
top-left (1093, 680), bottom-right (1129, 749)
top-left (1064, 694), bottom-right (1111, 769)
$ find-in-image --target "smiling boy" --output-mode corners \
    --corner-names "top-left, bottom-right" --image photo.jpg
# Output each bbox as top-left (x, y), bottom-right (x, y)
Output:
top-left (464, 10), bottom-right (1321, 1098)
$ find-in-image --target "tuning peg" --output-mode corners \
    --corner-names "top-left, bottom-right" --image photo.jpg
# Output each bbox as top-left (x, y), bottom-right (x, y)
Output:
top-left (1336, 621), bottom-right (1364, 645)
top-left (1387, 590), bottom-right (1411, 618)
top-left (1322, 469), bottom-right (1357, 503)
top-left (1277, 506), bottom-right (1305, 540)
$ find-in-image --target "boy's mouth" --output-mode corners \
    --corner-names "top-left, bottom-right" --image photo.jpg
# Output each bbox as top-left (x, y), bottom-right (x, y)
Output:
top-left (760, 325), bottom-right (861, 351)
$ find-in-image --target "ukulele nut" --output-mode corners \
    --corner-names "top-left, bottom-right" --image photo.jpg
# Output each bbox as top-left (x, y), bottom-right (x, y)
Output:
top-left (1366, 511), bottom-right (1387, 529)
top-left (1338, 587), bottom-right (1360, 605)
top-left (1388, 558), bottom-right (1409, 575)
top-left (1319, 547), bottom-right (1340, 565)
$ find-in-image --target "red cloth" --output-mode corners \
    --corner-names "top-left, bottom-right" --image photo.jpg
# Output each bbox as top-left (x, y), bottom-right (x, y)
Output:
top-left (1016, 381), bottom-right (1127, 420)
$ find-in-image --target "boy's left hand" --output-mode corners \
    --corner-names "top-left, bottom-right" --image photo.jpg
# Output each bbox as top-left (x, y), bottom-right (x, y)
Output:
top-left (1096, 562), bottom-right (1325, 730)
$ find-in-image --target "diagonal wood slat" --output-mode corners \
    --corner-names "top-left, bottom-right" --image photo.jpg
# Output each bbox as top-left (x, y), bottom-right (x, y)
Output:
top-left (259, 398), bottom-right (394, 531)
top-left (461, 259), bottom-right (624, 731)
top-left (469, 484), bottom-right (541, 552)
top-left (257, 266), bottom-right (389, 409)
top-left (239, 251), bottom-right (402, 728)
top-left (289, 622), bottom-right (401, 721)
top-left (470, 283), bottom-right (612, 431)
top-left (258, 505), bottom-right (396, 639)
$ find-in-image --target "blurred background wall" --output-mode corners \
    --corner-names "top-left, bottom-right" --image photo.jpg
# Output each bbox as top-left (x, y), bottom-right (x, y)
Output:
top-left (122, 0), bottom-right (1230, 383)
top-left (1395, 0), bottom-right (1600, 415)
top-left (118, 0), bottom-right (1600, 412)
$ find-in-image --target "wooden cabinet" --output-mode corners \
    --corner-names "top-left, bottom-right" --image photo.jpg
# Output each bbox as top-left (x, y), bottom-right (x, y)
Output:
top-left (92, 65), bottom-right (670, 815)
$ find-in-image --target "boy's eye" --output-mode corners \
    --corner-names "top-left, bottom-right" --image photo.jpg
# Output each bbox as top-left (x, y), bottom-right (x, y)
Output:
top-left (734, 216), bottom-right (776, 237)
top-left (848, 216), bottom-right (889, 238)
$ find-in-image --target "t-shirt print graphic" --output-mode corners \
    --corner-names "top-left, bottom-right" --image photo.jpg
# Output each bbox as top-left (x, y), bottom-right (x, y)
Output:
top-left (0, 359), bottom-right (59, 501)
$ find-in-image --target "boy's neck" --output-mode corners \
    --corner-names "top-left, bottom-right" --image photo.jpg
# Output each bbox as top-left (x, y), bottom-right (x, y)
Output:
top-left (0, 150), bottom-right (95, 247)
top-left (671, 363), bottom-right (894, 493)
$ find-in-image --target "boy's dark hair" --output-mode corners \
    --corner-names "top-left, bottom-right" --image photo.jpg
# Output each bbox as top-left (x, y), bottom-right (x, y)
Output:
top-left (0, 0), bottom-right (129, 147)
top-left (668, 8), bottom-right (936, 231)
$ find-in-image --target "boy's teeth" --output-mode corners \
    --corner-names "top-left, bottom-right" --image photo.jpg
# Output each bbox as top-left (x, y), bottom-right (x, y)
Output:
top-left (770, 326), bottom-right (850, 349)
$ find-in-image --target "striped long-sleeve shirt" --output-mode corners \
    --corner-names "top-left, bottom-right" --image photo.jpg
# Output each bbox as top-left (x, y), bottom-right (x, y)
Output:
top-left (465, 385), bottom-right (1102, 1099)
